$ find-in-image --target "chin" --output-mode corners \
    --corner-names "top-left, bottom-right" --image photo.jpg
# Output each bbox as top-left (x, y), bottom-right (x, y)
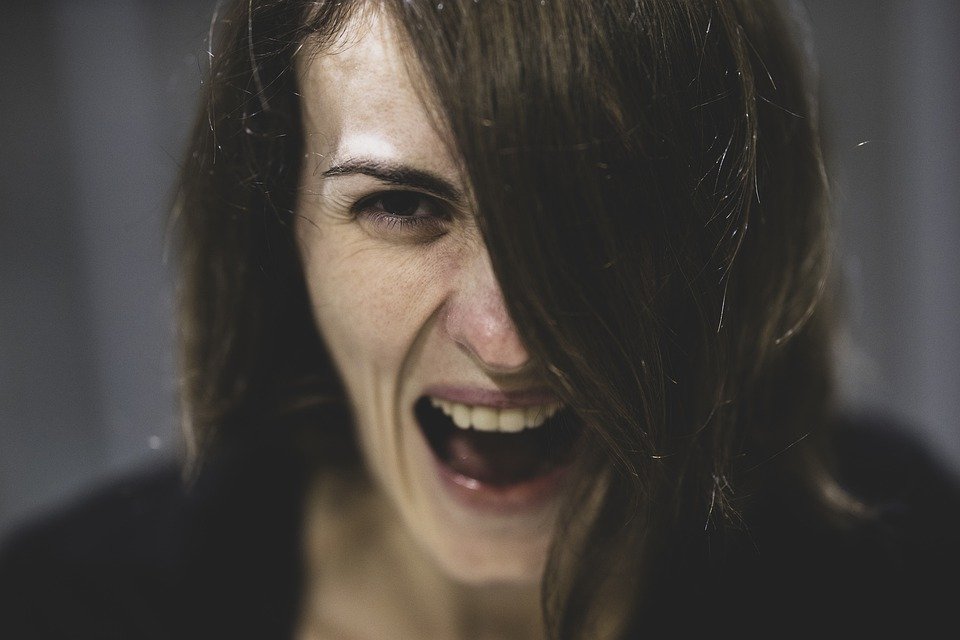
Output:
top-left (423, 523), bottom-right (553, 586)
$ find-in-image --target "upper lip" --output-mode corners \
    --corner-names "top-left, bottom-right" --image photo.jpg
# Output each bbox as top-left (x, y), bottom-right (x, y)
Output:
top-left (421, 385), bottom-right (560, 409)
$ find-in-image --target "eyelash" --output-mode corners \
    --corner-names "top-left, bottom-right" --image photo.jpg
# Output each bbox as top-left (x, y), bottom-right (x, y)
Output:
top-left (351, 190), bottom-right (449, 237)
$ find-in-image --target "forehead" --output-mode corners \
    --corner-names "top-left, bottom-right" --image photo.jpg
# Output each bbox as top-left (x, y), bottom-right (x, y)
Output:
top-left (297, 10), bottom-right (457, 175)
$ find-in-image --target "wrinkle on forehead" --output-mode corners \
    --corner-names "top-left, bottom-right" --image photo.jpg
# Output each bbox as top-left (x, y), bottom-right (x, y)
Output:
top-left (295, 6), bottom-right (467, 192)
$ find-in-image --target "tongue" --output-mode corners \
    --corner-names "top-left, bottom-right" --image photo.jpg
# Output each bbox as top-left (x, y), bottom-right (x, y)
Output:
top-left (443, 429), bottom-right (557, 485)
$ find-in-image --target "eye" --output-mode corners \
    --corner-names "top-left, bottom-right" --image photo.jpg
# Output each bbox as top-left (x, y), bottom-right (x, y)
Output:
top-left (375, 191), bottom-right (427, 217)
top-left (352, 190), bottom-right (449, 240)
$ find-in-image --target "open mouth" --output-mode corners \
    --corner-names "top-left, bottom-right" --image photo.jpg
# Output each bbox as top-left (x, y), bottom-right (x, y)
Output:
top-left (414, 396), bottom-right (583, 487)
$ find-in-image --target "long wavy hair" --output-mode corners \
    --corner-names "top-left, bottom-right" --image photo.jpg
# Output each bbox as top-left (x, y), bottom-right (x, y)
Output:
top-left (174, 0), bottom-right (853, 636)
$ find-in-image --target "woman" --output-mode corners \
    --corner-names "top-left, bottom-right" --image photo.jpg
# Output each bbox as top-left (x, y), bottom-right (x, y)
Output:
top-left (2, 0), bottom-right (958, 637)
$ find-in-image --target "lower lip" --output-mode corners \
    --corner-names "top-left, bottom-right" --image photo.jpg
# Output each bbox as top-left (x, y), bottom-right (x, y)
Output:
top-left (430, 450), bottom-right (570, 515)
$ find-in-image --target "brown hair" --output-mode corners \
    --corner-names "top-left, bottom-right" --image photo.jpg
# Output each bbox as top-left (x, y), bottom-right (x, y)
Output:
top-left (174, 0), bottom-right (847, 636)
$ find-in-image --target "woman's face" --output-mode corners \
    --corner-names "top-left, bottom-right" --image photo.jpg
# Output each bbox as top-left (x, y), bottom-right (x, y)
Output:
top-left (295, 11), bottom-right (572, 585)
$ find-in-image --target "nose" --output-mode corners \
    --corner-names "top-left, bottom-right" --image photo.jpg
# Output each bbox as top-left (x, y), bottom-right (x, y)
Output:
top-left (444, 249), bottom-right (531, 374)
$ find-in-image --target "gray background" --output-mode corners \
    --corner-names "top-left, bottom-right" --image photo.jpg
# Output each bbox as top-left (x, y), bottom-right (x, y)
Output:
top-left (1, 0), bottom-right (958, 537)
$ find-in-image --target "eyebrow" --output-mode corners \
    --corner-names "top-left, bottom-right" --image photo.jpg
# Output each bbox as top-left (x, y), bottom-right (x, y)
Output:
top-left (321, 159), bottom-right (465, 204)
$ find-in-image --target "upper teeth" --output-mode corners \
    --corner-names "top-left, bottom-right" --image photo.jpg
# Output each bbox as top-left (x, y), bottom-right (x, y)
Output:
top-left (429, 397), bottom-right (562, 432)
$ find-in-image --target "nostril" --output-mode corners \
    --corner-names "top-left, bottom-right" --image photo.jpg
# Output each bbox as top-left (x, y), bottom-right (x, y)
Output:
top-left (444, 289), bottom-right (531, 372)
top-left (456, 339), bottom-right (530, 374)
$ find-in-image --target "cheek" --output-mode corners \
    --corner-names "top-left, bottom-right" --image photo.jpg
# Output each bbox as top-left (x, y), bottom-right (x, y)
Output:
top-left (299, 231), bottom-right (452, 382)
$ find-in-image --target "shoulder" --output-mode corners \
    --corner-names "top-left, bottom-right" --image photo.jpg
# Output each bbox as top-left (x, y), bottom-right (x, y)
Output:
top-left (832, 413), bottom-right (960, 506)
top-left (828, 414), bottom-right (960, 569)
top-left (745, 415), bottom-right (960, 629)
top-left (0, 428), bottom-right (316, 639)
top-left (641, 416), bottom-right (960, 635)
top-left (0, 463), bottom-right (186, 638)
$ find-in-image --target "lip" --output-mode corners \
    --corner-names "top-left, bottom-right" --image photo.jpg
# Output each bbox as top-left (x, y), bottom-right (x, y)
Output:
top-left (421, 384), bottom-right (560, 409)
top-left (431, 456), bottom-right (570, 515)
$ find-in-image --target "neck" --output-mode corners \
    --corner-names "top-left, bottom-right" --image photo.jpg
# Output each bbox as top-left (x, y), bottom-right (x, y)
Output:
top-left (297, 468), bottom-right (544, 640)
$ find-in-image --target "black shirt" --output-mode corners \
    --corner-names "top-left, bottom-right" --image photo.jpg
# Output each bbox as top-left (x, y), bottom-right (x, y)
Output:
top-left (2, 418), bottom-right (958, 638)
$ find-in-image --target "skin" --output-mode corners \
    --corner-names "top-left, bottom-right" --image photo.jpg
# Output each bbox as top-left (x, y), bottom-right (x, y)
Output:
top-left (292, 8), bottom-right (557, 639)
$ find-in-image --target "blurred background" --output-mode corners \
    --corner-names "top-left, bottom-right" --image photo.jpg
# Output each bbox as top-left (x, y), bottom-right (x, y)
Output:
top-left (1, 0), bottom-right (958, 537)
